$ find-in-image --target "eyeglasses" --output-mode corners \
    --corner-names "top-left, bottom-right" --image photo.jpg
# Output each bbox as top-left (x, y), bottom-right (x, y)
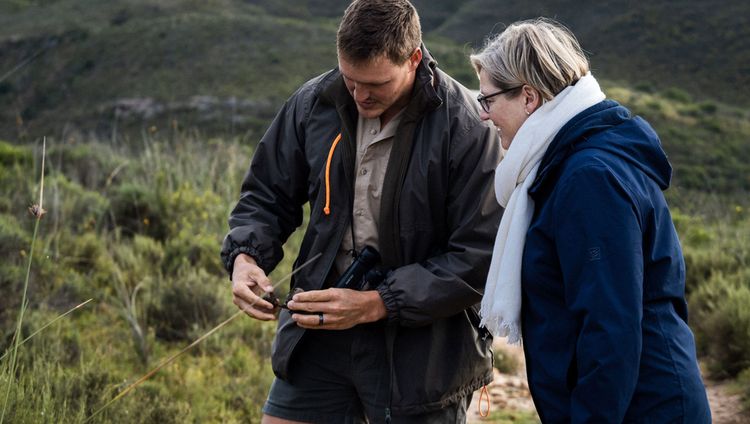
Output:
top-left (476, 86), bottom-right (523, 113)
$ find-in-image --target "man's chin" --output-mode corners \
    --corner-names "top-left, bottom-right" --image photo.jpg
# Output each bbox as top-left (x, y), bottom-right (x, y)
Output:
top-left (356, 105), bottom-right (384, 119)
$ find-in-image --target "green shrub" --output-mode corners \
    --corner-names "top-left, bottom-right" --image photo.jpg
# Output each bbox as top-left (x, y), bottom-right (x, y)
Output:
top-left (663, 87), bottom-right (692, 103)
top-left (0, 263), bottom-right (25, 331)
top-left (108, 234), bottom-right (164, 283)
top-left (133, 234), bottom-right (166, 268)
top-left (633, 82), bottom-right (654, 93)
top-left (48, 143), bottom-right (126, 189)
top-left (677, 102), bottom-right (702, 117)
top-left (645, 99), bottom-right (663, 112)
top-left (147, 269), bottom-right (228, 342)
top-left (48, 175), bottom-right (111, 232)
top-left (158, 183), bottom-right (227, 274)
top-left (62, 230), bottom-right (107, 273)
top-left (493, 344), bottom-right (521, 375)
top-left (689, 270), bottom-right (750, 378)
top-left (0, 142), bottom-right (34, 215)
top-left (0, 213), bottom-right (30, 331)
top-left (683, 247), bottom-right (740, 293)
top-left (699, 101), bottom-right (718, 114)
top-left (0, 140), bottom-right (32, 167)
top-left (109, 182), bottom-right (167, 240)
top-left (699, 116), bottom-right (724, 134)
top-left (0, 213), bottom-right (29, 259)
top-left (163, 183), bottom-right (225, 237)
top-left (675, 209), bottom-right (749, 293)
top-left (215, 340), bottom-right (274, 423)
top-left (164, 231), bottom-right (224, 275)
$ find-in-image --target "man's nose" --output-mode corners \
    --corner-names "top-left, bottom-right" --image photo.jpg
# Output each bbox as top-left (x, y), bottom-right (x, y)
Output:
top-left (353, 85), bottom-right (370, 102)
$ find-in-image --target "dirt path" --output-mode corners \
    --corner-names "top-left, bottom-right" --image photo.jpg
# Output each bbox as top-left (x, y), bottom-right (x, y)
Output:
top-left (468, 340), bottom-right (746, 423)
top-left (705, 379), bottom-right (745, 424)
top-left (468, 341), bottom-right (537, 423)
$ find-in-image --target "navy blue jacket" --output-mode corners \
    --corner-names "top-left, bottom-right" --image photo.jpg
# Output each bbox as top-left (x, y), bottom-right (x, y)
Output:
top-left (521, 100), bottom-right (711, 423)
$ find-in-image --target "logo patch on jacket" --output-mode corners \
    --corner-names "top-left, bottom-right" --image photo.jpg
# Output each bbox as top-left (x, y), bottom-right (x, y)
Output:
top-left (587, 247), bottom-right (602, 262)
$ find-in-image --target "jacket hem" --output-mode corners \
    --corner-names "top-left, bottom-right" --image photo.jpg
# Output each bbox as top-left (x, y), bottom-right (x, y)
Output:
top-left (390, 371), bottom-right (494, 415)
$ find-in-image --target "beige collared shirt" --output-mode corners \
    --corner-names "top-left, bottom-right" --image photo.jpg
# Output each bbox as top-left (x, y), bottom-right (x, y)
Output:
top-left (334, 110), bottom-right (405, 277)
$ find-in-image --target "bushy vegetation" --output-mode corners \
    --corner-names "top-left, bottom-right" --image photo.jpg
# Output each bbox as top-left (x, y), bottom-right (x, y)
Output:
top-left (0, 136), bottom-right (286, 422)
top-left (673, 204), bottom-right (750, 380)
top-left (493, 345), bottom-right (521, 376)
top-left (1, 121), bottom-right (748, 422)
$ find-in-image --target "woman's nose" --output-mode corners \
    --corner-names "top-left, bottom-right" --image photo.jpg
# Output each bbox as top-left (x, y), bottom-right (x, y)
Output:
top-left (479, 110), bottom-right (490, 121)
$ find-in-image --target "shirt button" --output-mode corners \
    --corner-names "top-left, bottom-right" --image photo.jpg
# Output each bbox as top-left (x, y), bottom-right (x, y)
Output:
top-left (360, 168), bottom-right (368, 175)
top-left (356, 209), bottom-right (364, 216)
top-left (369, 129), bottom-right (377, 135)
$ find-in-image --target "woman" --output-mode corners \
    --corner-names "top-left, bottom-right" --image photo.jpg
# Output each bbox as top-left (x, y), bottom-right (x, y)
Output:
top-left (471, 19), bottom-right (711, 423)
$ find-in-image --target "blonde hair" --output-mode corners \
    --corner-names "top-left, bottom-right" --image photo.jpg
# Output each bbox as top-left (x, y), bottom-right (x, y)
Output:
top-left (470, 18), bottom-right (589, 101)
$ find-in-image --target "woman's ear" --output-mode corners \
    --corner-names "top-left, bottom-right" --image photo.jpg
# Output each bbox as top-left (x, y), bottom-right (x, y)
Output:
top-left (522, 85), bottom-right (542, 114)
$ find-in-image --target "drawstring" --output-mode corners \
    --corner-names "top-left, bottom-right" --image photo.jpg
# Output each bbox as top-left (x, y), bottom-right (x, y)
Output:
top-left (324, 133), bottom-right (342, 215)
top-left (478, 384), bottom-right (490, 417)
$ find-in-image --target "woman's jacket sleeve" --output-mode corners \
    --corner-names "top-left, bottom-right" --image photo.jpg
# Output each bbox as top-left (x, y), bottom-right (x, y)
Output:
top-left (554, 165), bottom-right (644, 423)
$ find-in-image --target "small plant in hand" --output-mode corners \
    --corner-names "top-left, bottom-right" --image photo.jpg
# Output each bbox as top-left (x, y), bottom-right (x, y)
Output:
top-left (262, 288), bottom-right (304, 310)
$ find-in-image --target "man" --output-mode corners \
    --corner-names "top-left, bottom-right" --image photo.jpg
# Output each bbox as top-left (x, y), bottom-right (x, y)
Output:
top-left (221, 1), bottom-right (501, 422)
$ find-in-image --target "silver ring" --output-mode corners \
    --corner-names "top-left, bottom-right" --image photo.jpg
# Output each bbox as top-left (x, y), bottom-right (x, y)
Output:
top-left (318, 312), bottom-right (324, 325)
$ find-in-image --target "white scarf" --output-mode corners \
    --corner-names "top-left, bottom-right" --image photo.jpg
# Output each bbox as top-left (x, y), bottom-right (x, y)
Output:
top-left (480, 73), bottom-right (605, 343)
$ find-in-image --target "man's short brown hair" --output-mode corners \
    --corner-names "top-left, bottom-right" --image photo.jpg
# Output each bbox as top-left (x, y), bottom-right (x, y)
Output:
top-left (337, 0), bottom-right (422, 64)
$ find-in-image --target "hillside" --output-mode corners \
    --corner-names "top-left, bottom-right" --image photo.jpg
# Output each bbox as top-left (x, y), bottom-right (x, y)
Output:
top-left (0, 0), bottom-right (749, 192)
top-left (415, 0), bottom-right (750, 107)
top-left (1, 0), bottom-right (748, 136)
top-left (0, 1), bottom-right (342, 140)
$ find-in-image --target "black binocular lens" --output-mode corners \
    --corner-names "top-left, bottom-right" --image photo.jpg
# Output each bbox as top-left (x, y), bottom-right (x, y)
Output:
top-left (334, 246), bottom-right (383, 290)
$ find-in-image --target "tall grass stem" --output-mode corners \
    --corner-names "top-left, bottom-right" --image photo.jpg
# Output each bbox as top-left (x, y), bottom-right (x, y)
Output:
top-left (1, 138), bottom-right (46, 424)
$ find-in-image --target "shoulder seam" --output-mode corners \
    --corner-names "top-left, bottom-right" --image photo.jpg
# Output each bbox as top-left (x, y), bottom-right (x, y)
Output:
top-left (552, 163), bottom-right (644, 230)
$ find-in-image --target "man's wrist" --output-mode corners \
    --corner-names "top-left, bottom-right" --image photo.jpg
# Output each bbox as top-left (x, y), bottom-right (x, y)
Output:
top-left (234, 252), bottom-right (258, 267)
top-left (364, 290), bottom-right (388, 322)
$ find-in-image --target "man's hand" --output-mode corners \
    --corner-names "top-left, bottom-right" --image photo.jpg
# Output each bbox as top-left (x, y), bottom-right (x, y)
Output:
top-left (231, 253), bottom-right (277, 320)
top-left (287, 288), bottom-right (387, 330)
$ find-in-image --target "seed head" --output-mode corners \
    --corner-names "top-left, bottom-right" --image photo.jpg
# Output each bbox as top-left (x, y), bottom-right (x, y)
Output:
top-left (28, 203), bottom-right (47, 218)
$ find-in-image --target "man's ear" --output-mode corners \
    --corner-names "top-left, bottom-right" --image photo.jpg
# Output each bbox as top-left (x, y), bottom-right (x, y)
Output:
top-left (408, 47), bottom-right (422, 70)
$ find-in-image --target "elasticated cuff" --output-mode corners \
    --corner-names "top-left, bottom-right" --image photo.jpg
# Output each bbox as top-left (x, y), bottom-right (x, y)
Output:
top-left (222, 245), bottom-right (264, 279)
top-left (376, 282), bottom-right (400, 325)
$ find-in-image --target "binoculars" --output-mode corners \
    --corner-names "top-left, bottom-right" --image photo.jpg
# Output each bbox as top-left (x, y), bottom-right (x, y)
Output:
top-left (263, 246), bottom-right (386, 310)
top-left (334, 246), bottom-right (387, 290)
